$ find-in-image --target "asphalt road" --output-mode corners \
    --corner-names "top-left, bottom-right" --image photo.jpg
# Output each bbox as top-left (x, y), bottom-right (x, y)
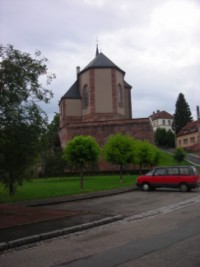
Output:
top-left (1, 189), bottom-right (200, 267)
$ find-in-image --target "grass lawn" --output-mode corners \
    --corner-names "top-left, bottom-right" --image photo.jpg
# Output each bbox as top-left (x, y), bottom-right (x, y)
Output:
top-left (0, 150), bottom-right (198, 203)
top-left (0, 175), bottom-right (137, 203)
top-left (158, 150), bottom-right (189, 166)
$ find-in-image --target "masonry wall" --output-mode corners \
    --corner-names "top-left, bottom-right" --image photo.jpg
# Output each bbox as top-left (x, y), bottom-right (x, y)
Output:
top-left (60, 118), bottom-right (153, 146)
top-left (59, 118), bottom-right (154, 171)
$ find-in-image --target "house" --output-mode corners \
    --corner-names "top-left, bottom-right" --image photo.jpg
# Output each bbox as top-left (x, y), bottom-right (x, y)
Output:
top-left (59, 47), bottom-right (154, 171)
top-left (149, 110), bottom-right (174, 132)
top-left (176, 120), bottom-right (200, 152)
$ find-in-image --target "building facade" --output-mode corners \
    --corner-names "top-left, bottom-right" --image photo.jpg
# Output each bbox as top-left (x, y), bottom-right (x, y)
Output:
top-left (149, 110), bottom-right (174, 132)
top-left (176, 120), bottom-right (200, 152)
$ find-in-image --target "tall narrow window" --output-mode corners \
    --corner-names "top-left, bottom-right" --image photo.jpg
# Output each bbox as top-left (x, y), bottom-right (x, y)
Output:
top-left (83, 85), bottom-right (89, 109)
top-left (118, 84), bottom-right (123, 108)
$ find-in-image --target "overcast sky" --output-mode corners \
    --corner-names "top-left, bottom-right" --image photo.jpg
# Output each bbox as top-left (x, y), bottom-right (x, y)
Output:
top-left (1, 0), bottom-right (200, 122)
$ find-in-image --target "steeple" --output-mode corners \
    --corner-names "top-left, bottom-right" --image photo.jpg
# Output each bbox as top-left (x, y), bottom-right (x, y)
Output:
top-left (95, 44), bottom-right (99, 57)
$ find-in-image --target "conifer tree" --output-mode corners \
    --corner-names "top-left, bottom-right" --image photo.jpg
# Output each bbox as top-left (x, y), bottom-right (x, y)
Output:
top-left (174, 93), bottom-right (193, 134)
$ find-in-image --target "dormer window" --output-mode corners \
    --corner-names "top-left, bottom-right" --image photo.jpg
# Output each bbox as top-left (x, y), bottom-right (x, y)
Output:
top-left (83, 85), bottom-right (89, 109)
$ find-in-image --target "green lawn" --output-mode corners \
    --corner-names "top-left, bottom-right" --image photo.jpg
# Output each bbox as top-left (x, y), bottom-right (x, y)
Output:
top-left (0, 150), bottom-right (198, 203)
top-left (0, 175), bottom-right (137, 203)
top-left (158, 150), bottom-right (189, 166)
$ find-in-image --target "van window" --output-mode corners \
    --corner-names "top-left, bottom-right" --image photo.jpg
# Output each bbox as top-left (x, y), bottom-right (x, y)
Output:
top-left (168, 167), bottom-right (179, 175)
top-left (179, 167), bottom-right (189, 175)
top-left (191, 166), bottom-right (199, 175)
top-left (154, 168), bottom-right (166, 176)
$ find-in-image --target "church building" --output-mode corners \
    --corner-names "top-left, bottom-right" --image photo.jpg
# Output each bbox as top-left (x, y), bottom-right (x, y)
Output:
top-left (59, 46), bottom-right (154, 171)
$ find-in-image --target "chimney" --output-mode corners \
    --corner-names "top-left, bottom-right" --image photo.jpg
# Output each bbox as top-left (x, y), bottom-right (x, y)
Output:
top-left (76, 66), bottom-right (80, 78)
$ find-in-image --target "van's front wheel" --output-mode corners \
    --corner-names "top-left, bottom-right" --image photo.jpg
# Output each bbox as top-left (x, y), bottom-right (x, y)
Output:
top-left (142, 183), bottom-right (150, 191)
top-left (179, 183), bottom-right (188, 192)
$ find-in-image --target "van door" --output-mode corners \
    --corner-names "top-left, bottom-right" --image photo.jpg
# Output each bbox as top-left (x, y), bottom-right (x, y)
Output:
top-left (153, 167), bottom-right (167, 187)
top-left (166, 167), bottom-right (179, 187)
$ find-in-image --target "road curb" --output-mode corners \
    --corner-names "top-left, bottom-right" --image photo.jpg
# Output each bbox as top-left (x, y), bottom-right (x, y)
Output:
top-left (0, 215), bottom-right (123, 252)
top-left (28, 186), bottom-right (136, 207)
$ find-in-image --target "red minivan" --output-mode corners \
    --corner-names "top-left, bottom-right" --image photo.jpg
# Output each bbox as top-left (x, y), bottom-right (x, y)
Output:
top-left (136, 166), bottom-right (200, 192)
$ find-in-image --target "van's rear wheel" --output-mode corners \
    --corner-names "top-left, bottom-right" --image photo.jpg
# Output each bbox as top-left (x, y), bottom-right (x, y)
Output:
top-left (142, 183), bottom-right (150, 191)
top-left (179, 183), bottom-right (188, 192)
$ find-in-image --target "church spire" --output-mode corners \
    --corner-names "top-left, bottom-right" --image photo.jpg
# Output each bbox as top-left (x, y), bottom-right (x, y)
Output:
top-left (95, 37), bottom-right (99, 57)
top-left (95, 44), bottom-right (99, 57)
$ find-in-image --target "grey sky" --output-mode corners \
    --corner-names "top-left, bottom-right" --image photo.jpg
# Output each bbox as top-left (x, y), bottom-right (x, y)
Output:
top-left (1, 0), bottom-right (200, 121)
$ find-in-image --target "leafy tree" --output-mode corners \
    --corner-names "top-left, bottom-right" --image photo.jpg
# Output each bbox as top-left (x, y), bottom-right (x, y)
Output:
top-left (155, 128), bottom-right (167, 147)
top-left (0, 44), bottom-right (55, 195)
top-left (63, 135), bottom-right (100, 188)
top-left (135, 140), bottom-right (160, 174)
top-left (155, 128), bottom-right (175, 148)
top-left (174, 93), bottom-right (193, 134)
top-left (40, 113), bottom-right (66, 177)
top-left (165, 129), bottom-right (175, 148)
top-left (103, 134), bottom-right (135, 182)
top-left (173, 148), bottom-right (186, 164)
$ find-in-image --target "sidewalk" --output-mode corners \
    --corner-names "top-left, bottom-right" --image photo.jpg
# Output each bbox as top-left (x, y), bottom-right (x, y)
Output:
top-left (0, 186), bottom-right (134, 252)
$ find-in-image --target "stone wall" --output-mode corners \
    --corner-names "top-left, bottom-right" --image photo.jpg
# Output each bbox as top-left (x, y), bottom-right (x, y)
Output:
top-left (60, 118), bottom-right (154, 146)
top-left (59, 117), bottom-right (154, 172)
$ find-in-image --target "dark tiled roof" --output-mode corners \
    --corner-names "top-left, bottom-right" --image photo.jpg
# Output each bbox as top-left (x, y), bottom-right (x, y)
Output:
top-left (80, 52), bottom-right (125, 74)
top-left (150, 110), bottom-right (174, 120)
top-left (124, 80), bottom-right (132, 89)
top-left (61, 80), bottom-right (81, 100)
top-left (177, 120), bottom-right (198, 136)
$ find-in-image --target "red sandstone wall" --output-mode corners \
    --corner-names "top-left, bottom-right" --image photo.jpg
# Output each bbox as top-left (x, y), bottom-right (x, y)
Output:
top-left (59, 118), bottom-right (154, 172)
top-left (60, 118), bottom-right (154, 148)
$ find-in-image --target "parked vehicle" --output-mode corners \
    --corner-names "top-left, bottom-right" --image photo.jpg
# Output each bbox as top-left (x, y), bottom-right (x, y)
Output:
top-left (136, 166), bottom-right (200, 192)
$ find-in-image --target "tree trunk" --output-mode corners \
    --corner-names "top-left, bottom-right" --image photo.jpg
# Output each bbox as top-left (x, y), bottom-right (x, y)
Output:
top-left (9, 173), bottom-right (15, 196)
top-left (120, 164), bottom-right (123, 183)
top-left (139, 164), bottom-right (142, 174)
top-left (80, 166), bottom-right (84, 189)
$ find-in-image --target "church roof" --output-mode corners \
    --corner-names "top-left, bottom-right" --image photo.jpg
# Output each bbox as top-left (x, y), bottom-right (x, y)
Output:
top-left (80, 52), bottom-right (125, 74)
top-left (124, 80), bottom-right (132, 89)
top-left (60, 80), bottom-right (81, 101)
top-left (60, 49), bottom-right (128, 102)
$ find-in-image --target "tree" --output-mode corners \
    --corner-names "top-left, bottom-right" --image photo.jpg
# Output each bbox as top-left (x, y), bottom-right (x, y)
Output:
top-left (40, 113), bottom-right (66, 177)
top-left (135, 140), bottom-right (160, 174)
top-left (63, 135), bottom-right (100, 188)
top-left (0, 44), bottom-right (55, 195)
top-left (165, 129), bottom-right (175, 148)
top-left (173, 148), bottom-right (186, 164)
top-left (155, 128), bottom-right (175, 148)
top-left (103, 134), bottom-right (135, 182)
top-left (155, 128), bottom-right (167, 147)
top-left (174, 93), bottom-right (193, 134)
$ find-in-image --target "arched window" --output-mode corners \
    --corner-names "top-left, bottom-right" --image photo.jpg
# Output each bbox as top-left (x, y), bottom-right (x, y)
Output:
top-left (83, 85), bottom-right (89, 109)
top-left (118, 84), bottom-right (123, 108)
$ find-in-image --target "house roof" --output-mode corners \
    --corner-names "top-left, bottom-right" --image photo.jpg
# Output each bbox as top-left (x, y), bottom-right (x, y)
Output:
top-left (60, 80), bottom-right (81, 102)
top-left (177, 120), bottom-right (199, 136)
top-left (80, 52), bottom-right (125, 74)
top-left (150, 110), bottom-right (174, 120)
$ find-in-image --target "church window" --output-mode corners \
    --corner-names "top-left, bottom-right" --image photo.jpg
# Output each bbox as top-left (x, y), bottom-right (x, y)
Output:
top-left (118, 84), bottom-right (123, 108)
top-left (83, 85), bottom-right (89, 109)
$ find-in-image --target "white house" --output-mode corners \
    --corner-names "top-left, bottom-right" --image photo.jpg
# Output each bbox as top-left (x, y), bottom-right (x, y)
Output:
top-left (149, 110), bottom-right (174, 132)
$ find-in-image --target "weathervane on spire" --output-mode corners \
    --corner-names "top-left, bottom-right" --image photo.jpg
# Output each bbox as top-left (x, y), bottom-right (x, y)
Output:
top-left (96, 36), bottom-right (99, 57)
